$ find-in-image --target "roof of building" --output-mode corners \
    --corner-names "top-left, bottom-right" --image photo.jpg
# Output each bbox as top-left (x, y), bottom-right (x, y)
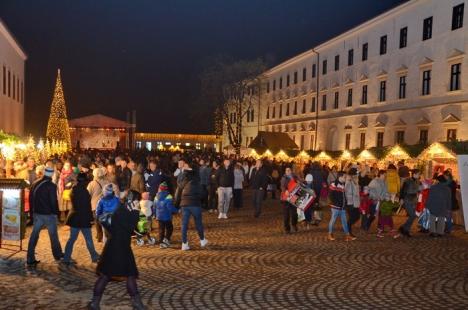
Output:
top-left (0, 18), bottom-right (27, 60)
top-left (69, 114), bottom-right (131, 129)
top-left (249, 131), bottom-right (298, 151)
top-left (264, 0), bottom-right (417, 75)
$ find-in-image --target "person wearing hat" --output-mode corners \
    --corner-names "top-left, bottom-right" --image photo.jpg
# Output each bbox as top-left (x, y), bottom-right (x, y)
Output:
top-left (96, 183), bottom-right (120, 241)
top-left (62, 173), bottom-right (100, 264)
top-left (154, 182), bottom-right (178, 248)
top-left (88, 192), bottom-right (144, 310)
top-left (27, 166), bottom-right (64, 266)
top-left (87, 167), bottom-right (107, 242)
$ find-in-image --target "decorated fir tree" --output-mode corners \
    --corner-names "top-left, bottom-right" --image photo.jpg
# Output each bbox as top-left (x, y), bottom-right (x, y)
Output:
top-left (46, 69), bottom-right (71, 148)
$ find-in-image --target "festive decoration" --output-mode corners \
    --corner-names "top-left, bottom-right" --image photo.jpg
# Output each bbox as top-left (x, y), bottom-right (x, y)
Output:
top-left (314, 151), bottom-right (332, 161)
top-left (295, 150), bottom-right (310, 162)
top-left (249, 149), bottom-right (261, 159)
top-left (384, 145), bottom-right (411, 162)
top-left (262, 149), bottom-right (273, 159)
top-left (46, 69), bottom-right (71, 149)
top-left (275, 150), bottom-right (289, 161)
top-left (357, 149), bottom-right (376, 161)
top-left (418, 142), bottom-right (457, 161)
top-left (338, 150), bottom-right (354, 161)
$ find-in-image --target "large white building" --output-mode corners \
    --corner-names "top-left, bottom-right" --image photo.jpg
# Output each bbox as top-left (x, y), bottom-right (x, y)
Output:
top-left (0, 19), bottom-right (26, 136)
top-left (227, 0), bottom-right (468, 152)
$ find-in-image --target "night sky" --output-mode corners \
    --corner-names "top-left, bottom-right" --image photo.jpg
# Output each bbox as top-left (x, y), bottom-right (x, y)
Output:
top-left (1, 0), bottom-right (407, 136)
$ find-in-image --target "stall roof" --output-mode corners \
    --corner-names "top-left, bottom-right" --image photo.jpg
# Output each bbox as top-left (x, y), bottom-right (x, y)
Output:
top-left (248, 131), bottom-right (298, 151)
top-left (69, 114), bottom-right (132, 129)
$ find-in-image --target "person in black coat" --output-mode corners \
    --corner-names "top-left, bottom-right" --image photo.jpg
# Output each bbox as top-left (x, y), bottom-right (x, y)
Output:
top-left (88, 197), bottom-right (144, 310)
top-left (26, 167), bottom-right (63, 266)
top-left (250, 159), bottom-right (269, 218)
top-left (426, 175), bottom-right (452, 237)
top-left (62, 173), bottom-right (99, 264)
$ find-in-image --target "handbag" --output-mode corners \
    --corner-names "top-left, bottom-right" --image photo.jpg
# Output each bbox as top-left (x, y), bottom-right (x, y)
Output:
top-left (99, 213), bottom-right (113, 230)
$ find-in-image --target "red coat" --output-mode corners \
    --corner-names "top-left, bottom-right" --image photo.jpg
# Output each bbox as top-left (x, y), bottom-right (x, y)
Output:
top-left (416, 188), bottom-right (429, 213)
top-left (359, 193), bottom-right (372, 215)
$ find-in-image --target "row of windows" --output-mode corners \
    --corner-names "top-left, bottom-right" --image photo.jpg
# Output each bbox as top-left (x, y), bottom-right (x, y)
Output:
top-left (266, 3), bottom-right (464, 93)
top-left (266, 62), bottom-right (461, 118)
top-left (1, 65), bottom-right (24, 104)
top-left (229, 110), bottom-right (256, 124)
top-left (343, 127), bottom-right (456, 150)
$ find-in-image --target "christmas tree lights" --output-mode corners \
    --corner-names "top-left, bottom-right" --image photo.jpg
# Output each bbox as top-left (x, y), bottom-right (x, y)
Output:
top-left (46, 69), bottom-right (71, 149)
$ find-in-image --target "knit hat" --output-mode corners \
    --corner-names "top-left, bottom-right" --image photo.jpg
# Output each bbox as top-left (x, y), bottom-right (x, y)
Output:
top-left (305, 174), bottom-right (313, 182)
top-left (104, 183), bottom-right (114, 196)
top-left (158, 181), bottom-right (169, 192)
top-left (44, 167), bottom-right (54, 178)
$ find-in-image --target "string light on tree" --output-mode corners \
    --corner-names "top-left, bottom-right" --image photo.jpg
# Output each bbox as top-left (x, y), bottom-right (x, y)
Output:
top-left (46, 69), bottom-right (71, 149)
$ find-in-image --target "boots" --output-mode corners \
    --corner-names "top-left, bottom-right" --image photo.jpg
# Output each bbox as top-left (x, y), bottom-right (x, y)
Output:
top-left (87, 295), bottom-right (102, 310)
top-left (131, 294), bottom-right (145, 310)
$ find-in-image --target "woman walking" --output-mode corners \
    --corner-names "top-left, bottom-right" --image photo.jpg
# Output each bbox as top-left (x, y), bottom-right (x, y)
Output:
top-left (345, 169), bottom-right (360, 237)
top-left (62, 173), bottom-right (99, 265)
top-left (87, 167), bottom-right (106, 242)
top-left (88, 197), bottom-right (144, 310)
top-left (233, 163), bottom-right (244, 209)
top-left (174, 159), bottom-right (208, 251)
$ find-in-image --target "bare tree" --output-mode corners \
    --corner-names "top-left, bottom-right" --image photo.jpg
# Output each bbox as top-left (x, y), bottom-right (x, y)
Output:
top-left (200, 57), bottom-right (266, 154)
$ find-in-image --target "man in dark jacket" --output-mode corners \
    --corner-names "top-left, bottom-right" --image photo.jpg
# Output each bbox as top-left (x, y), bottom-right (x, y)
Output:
top-left (207, 161), bottom-right (219, 212)
top-left (145, 160), bottom-right (163, 200)
top-left (215, 159), bottom-right (234, 219)
top-left (116, 158), bottom-right (132, 200)
top-left (62, 173), bottom-right (99, 264)
top-left (250, 159), bottom-right (269, 218)
top-left (27, 167), bottom-right (63, 266)
top-left (399, 169), bottom-right (421, 237)
top-left (426, 175), bottom-right (451, 237)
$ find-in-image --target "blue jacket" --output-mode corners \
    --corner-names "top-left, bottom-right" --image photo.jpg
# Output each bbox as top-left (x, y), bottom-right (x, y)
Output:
top-left (145, 168), bottom-right (163, 199)
top-left (96, 194), bottom-right (120, 217)
top-left (154, 191), bottom-right (178, 221)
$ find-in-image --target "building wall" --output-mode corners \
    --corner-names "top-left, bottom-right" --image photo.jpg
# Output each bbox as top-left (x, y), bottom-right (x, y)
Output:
top-left (230, 0), bottom-right (468, 152)
top-left (0, 20), bottom-right (26, 136)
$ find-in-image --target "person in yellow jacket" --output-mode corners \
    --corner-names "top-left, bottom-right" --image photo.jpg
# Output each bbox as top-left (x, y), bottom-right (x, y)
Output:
top-left (386, 164), bottom-right (400, 202)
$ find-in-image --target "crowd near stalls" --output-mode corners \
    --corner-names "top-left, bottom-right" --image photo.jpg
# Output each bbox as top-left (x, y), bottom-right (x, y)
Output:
top-left (0, 142), bottom-right (464, 308)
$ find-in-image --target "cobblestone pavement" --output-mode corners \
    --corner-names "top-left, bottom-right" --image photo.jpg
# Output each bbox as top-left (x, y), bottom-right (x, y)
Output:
top-left (1, 193), bottom-right (468, 310)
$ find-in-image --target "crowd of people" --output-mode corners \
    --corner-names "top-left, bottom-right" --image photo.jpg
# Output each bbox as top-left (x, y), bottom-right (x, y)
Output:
top-left (0, 149), bottom-right (461, 309)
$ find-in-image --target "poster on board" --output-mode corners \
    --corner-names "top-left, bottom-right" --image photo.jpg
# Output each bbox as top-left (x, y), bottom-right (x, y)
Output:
top-left (457, 155), bottom-right (468, 232)
top-left (1, 189), bottom-right (22, 240)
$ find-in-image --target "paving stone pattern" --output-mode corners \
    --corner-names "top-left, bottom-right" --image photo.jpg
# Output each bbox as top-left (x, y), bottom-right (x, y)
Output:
top-left (1, 193), bottom-right (468, 309)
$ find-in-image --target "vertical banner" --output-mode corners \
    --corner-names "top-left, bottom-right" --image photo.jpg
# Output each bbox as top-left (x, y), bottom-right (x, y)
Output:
top-left (457, 155), bottom-right (468, 232)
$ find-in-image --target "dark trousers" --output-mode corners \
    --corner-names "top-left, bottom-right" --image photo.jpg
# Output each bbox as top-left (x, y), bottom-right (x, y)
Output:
top-left (282, 202), bottom-right (298, 232)
top-left (364, 203), bottom-right (377, 231)
top-left (346, 205), bottom-right (360, 234)
top-left (253, 189), bottom-right (264, 217)
top-left (401, 199), bottom-right (417, 232)
top-left (201, 185), bottom-right (208, 209)
top-left (158, 220), bottom-right (173, 243)
top-left (95, 215), bottom-right (103, 241)
top-left (208, 185), bottom-right (218, 210)
top-left (233, 188), bottom-right (243, 209)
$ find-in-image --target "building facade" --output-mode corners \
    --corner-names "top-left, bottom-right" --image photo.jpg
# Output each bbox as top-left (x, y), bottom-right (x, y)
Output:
top-left (135, 133), bottom-right (222, 152)
top-left (0, 19), bottom-right (26, 136)
top-left (227, 0), bottom-right (468, 152)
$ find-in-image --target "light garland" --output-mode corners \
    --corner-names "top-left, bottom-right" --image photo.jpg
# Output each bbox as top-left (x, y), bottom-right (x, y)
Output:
top-left (314, 151), bottom-right (332, 161)
top-left (418, 142), bottom-right (456, 161)
top-left (357, 149), bottom-right (376, 161)
top-left (46, 69), bottom-right (71, 149)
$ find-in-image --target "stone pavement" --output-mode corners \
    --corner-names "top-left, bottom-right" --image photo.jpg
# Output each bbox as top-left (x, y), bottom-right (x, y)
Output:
top-left (1, 193), bottom-right (468, 310)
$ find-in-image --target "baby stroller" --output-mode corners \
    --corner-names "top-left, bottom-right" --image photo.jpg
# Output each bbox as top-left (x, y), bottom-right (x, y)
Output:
top-left (135, 214), bottom-right (156, 246)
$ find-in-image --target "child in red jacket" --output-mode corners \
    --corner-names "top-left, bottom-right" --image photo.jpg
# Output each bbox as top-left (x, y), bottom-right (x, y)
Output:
top-left (359, 186), bottom-right (372, 230)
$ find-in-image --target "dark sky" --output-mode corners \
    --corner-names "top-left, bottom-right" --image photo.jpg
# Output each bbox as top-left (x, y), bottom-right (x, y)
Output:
top-left (1, 0), bottom-right (407, 136)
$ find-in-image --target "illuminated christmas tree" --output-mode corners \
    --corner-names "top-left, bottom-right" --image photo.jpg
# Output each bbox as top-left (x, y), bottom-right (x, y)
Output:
top-left (46, 69), bottom-right (71, 148)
